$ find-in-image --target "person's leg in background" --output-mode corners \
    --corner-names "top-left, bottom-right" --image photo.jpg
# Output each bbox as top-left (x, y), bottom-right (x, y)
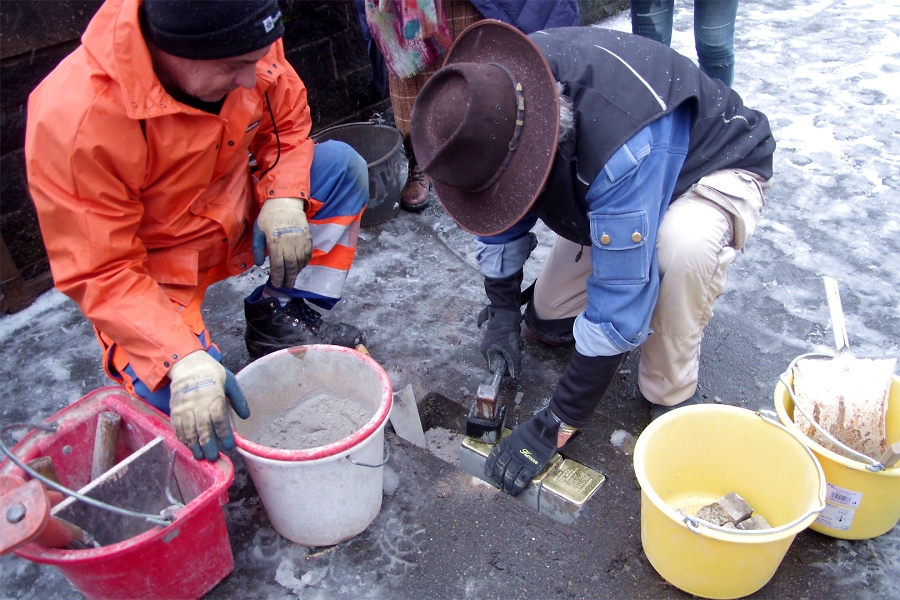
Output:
top-left (693, 0), bottom-right (739, 86)
top-left (354, 0), bottom-right (389, 99)
top-left (389, 0), bottom-right (483, 212)
top-left (630, 0), bottom-right (675, 46)
top-left (244, 139), bottom-right (369, 358)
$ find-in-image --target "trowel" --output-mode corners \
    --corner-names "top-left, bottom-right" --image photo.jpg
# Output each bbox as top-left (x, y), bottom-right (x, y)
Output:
top-left (791, 277), bottom-right (897, 463)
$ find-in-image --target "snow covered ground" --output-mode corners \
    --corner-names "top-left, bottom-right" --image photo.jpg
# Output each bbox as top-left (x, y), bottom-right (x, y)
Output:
top-left (1, 1), bottom-right (898, 598)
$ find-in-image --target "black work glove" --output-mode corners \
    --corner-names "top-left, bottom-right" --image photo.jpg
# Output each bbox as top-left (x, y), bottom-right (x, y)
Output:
top-left (478, 307), bottom-right (522, 377)
top-left (478, 270), bottom-right (524, 377)
top-left (484, 407), bottom-right (560, 496)
top-left (549, 350), bottom-right (628, 428)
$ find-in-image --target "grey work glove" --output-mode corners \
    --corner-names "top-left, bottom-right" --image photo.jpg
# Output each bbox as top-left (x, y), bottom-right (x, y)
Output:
top-left (252, 197), bottom-right (312, 289)
top-left (168, 350), bottom-right (251, 461)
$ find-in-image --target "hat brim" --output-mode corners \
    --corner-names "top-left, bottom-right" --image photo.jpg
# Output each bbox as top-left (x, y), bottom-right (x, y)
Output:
top-left (427, 20), bottom-right (559, 237)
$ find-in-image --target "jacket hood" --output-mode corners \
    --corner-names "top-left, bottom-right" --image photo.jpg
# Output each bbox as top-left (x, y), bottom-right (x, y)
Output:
top-left (81, 0), bottom-right (284, 121)
top-left (81, 0), bottom-right (175, 120)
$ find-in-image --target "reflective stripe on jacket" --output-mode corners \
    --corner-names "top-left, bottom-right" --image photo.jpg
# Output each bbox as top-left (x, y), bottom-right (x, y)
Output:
top-left (25, 0), bottom-right (314, 390)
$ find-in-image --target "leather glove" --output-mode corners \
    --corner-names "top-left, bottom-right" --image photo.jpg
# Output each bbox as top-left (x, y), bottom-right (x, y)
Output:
top-left (478, 307), bottom-right (523, 377)
top-left (477, 270), bottom-right (525, 377)
top-left (252, 197), bottom-right (312, 289)
top-left (484, 407), bottom-right (560, 496)
top-left (168, 350), bottom-right (252, 461)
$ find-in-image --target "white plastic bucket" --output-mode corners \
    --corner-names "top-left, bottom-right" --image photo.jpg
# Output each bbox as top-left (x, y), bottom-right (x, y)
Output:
top-left (232, 345), bottom-right (393, 546)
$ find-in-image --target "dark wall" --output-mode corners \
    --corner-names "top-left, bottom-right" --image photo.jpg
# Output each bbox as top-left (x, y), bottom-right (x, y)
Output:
top-left (0, 0), bottom-right (627, 306)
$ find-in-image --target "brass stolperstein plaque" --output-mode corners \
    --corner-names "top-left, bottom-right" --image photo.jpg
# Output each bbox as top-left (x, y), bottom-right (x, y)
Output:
top-left (460, 430), bottom-right (606, 524)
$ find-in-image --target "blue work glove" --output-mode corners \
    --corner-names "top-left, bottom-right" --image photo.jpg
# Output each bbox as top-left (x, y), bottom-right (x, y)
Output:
top-left (167, 350), bottom-right (252, 461)
top-left (252, 197), bottom-right (312, 289)
top-left (484, 407), bottom-right (560, 496)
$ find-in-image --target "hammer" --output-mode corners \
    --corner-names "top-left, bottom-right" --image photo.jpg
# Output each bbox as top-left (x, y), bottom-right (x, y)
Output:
top-left (466, 357), bottom-right (508, 444)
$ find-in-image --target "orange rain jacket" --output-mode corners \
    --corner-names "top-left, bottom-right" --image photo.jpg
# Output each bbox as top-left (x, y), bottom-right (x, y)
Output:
top-left (25, 0), bottom-right (313, 391)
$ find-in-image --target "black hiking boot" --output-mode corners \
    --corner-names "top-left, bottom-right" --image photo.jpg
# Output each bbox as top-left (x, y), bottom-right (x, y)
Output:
top-left (523, 299), bottom-right (575, 346)
top-left (244, 295), bottom-right (364, 359)
top-left (649, 389), bottom-right (710, 421)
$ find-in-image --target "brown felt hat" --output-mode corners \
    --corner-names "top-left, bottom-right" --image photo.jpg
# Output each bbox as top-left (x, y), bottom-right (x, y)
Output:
top-left (410, 20), bottom-right (559, 236)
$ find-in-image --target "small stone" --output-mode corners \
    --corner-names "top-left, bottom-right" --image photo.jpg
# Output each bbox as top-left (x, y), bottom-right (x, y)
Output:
top-left (736, 514), bottom-right (772, 530)
top-left (695, 503), bottom-right (731, 526)
top-left (722, 522), bottom-right (737, 529)
top-left (718, 492), bottom-right (753, 524)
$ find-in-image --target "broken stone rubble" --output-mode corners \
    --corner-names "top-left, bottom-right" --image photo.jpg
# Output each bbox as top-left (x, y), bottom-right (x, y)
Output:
top-left (693, 491), bottom-right (772, 530)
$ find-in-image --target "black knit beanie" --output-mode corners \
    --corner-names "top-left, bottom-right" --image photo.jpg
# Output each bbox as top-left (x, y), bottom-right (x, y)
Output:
top-left (142, 0), bottom-right (284, 60)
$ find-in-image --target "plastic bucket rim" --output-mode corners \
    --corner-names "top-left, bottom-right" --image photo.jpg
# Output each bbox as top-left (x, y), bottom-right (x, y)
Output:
top-left (633, 404), bottom-right (826, 542)
top-left (773, 370), bottom-right (900, 476)
top-left (311, 122), bottom-right (404, 170)
top-left (233, 345), bottom-right (393, 462)
top-left (4, 386), bottom-right (235, 563)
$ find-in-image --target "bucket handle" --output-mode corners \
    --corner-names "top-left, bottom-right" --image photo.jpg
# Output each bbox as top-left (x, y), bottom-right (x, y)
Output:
top-left (1, 422), bottom-right (176, 528)
top-left (681, 409), bottom-right (827, 536)
top-left (779, 352), bottom-right (887, 471)
top-left (345, 440), bottom-right (391, 468)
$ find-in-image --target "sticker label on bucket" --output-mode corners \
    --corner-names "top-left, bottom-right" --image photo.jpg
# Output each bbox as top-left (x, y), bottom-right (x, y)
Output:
top-left (816, 503), bottom-right (855, 531)
top-left (824, 482), bottom-right (863, 508)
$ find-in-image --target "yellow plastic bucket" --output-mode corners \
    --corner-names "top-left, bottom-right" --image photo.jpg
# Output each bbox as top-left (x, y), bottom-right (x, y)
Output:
top-left (633, 405), bottom-right (825, 599)
top-left (774, 364), bottom-right (900, 540)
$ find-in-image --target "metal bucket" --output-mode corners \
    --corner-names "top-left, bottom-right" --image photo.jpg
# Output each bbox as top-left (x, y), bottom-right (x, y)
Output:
top-left (312, 122), bottom-right (408, 227)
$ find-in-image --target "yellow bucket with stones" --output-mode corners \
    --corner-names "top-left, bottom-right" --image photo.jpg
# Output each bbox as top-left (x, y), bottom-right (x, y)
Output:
top-left (774, 370), bottom-right (900, 540)
top-left (633, 405), bottom-right (825, 600)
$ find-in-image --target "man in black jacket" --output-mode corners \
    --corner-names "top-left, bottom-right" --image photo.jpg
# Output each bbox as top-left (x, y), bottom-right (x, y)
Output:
top-left (410, 21), bottom-right (774, 496)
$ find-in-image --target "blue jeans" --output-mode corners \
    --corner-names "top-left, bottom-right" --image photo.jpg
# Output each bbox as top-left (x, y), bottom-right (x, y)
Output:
top-left (630, 0), bottom-right (739, 86)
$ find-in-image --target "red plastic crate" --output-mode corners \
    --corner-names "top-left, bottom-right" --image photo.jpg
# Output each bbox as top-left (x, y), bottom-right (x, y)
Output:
top-left (0, 386), bottom-right (235, 600)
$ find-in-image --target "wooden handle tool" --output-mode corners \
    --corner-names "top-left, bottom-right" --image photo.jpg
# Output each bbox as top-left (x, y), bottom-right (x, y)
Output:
top-left (91, 411), bottom-right (122, 480)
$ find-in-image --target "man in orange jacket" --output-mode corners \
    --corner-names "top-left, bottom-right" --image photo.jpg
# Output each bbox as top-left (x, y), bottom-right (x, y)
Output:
top-left (25, 0), bottom-right (367, 461)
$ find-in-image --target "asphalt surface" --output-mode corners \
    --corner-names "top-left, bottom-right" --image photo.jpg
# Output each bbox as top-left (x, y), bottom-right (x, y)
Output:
top-left (1, 1), bottom-right (898, 598)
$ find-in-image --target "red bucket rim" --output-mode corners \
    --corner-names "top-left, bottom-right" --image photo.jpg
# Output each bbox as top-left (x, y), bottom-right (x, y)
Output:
top-left (232, 345), bottom-right (393, 462)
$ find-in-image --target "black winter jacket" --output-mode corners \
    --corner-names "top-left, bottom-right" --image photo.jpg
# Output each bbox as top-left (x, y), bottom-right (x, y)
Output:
top-left (529, 27), bottom-right (775, 246)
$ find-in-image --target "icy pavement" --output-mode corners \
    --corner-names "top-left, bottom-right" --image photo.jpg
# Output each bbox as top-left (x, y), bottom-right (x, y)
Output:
top-left (1, 0), bottom-right (898, 598)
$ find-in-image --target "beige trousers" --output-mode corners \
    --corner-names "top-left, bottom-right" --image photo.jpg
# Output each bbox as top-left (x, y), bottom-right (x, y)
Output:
top-left (531, 169), bottom-right (770, 406)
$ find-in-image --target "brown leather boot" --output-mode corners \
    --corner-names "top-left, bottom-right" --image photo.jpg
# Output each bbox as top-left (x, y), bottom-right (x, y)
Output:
top-left (400, 165), bottom-right (432, 212)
